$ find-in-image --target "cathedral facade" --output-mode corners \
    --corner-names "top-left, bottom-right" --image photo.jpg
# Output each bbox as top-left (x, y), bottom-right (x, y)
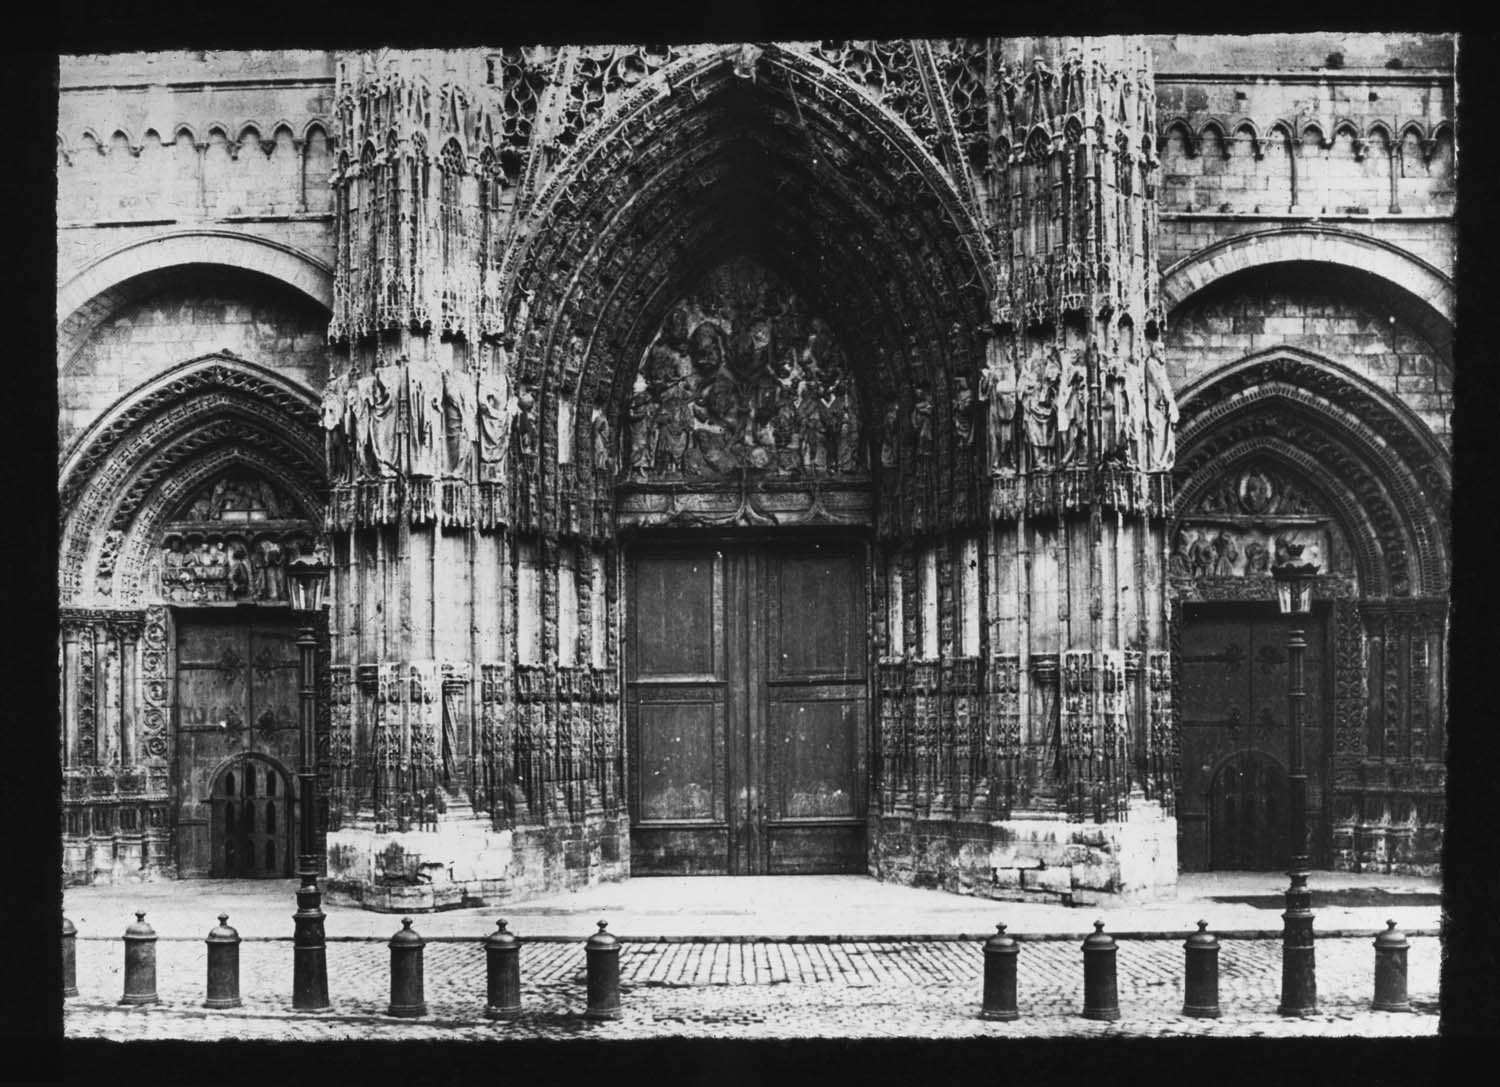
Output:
top-left (57, 35), bottom-right (1453, 907)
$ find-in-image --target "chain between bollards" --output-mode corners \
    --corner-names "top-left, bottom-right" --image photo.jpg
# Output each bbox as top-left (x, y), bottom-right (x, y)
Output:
top-left (585, 919), bottom-right (621, 1020)
top-left (1372, 919), bottom-right (1411, 1012)
top-left (205, 913), bottom-right (242, 1009)
top-left (484, 919), bottom-right (523, 1020)
top-left (388, 917), bottom-right (426, 1018)
top-left (1081, 920), bottom-right (1120, 1021)
top-left (119, 912), bottom-right (159, 1006)
top-left (1182, 920), bottom-right (1221, 1018)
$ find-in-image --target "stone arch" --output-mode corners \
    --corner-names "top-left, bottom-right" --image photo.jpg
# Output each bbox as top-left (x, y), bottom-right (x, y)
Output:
top-left (500, 42), bottom-right (992, 539)
top-left (59, 354), bottom-right (324, 607)
top-left (1172, 346), bottom-right (1450, 599)
top-left (1160, 226), bottom-right (1454, 357)
top-left (57, 229), bottom-right (333, 366)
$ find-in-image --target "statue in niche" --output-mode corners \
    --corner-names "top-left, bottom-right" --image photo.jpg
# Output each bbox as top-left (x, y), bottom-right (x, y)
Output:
top-left (823, 374), bottom-right (862, 473)
top-left (1168, 529), bottom-right (1192, 578)
top-left (320, 367), bottom-right (353, 483)
top-left (910, 385), bottom-right (934, 464)
top-left (228, 544), bottom-right (253, 598)
top-left (441, 369), bottom-right (477, 477)
top-left (406, 363), bottom-right (444, 478)
top-left (514, 387), bottom-right (539, 459)
top-left (256, 538), bottom-right (286, 600)
top-left (590, 406), bottom-right (613, 476)
top-left (627, 372), bottom-right (658, 479)
top-left (1244, 539), bottom-right (1270, 576)
top-left (1057, 351), bottom-right (1088, 467)
top-left (1143, 342), bottom-right (1178, 471)
top-left (1188, 530), bottom-right (1214, 579)
top-left (476, 371), bottom-right (519, 482)
top-left (1211, 530), bottom-right (1240, 577)
top-left (951, 375), bottom-right (975, 449)
top-left (880, 398), bottom-right (901, 468)
top-left (797, 376), bottom-right (826, 473)
top-left (1101, 348), bottom-right (1136, 467)
top-left (1020, 344), bottom-right (1060, 470)
top-left (362, 366), bottom-right (403, 477)
top-left (978, 342), bottom-right (1019, 472)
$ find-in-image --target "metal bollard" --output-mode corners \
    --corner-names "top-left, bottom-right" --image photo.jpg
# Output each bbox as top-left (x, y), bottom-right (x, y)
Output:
top-left (584, 919), bottom-right (621, 1020)
top-left (1081, 920), bottom-right (1120, 1021)
top-left (1372, 920), bottom-right (1411, 1012)
top-left (204, 914), bottom-right (242, 1009)
top-left (387, 917), bottom-right (426, 1018)
top-left (1182, 920), bottom-right (1221, 1018)
top-left (483, 919), bottom-right (522, 1020)
top-left (980, 923), bottom-right (1019, 1021)
top-left (119, 912), bottom-right (160, 1006)
top-left (62, 917), bottom-right (78, 999)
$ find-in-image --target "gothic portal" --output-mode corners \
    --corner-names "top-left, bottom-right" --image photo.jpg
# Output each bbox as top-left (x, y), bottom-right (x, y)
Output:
top-left (58, 36), bottom-right (1453, 902)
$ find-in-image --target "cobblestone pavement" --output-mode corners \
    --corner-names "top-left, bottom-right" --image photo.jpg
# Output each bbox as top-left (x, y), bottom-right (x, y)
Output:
top-left (64, 934), bottom-right (1439, 1040)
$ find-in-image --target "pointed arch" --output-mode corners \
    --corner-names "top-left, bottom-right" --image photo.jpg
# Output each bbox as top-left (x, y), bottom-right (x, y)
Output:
top-left (59, 354), bottom-right (324, 607)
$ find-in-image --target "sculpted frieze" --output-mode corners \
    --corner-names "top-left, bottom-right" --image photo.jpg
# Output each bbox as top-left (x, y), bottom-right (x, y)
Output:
top-left (624, 256), bottom-right (866, 484)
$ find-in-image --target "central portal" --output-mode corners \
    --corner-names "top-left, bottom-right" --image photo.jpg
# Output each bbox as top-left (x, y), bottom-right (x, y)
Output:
top-left (626, 536), bottom-right (869, 874)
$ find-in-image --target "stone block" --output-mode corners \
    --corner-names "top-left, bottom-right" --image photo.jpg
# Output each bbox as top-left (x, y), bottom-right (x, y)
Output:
top-left (1021, 865), bottom-right (1072, 895)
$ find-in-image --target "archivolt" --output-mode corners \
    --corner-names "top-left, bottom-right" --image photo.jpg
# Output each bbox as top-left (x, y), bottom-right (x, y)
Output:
top-left (59, 354), bottom-right (324, 607)
top-left (1173, 347), bottom-right (1450, 598)
top-left (494, 43), bottom-right (993, 538)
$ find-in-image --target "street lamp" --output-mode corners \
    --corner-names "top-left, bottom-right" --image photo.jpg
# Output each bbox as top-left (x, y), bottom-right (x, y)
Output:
top-left (1272, 548), bottom-right (1319, 1016)
top-left (287, 552), bottom-right (331, 1011)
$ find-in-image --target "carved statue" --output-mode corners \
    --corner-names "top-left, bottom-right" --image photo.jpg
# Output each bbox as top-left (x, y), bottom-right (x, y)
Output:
top-left (256, 538), bottom-right (286, 600)
top-left (1057, 351), bottom-right (1088, 467)
top-left (362, 367), bottom-right (403, 477)
top-left (1188, 530), bottom-right (1214, 579)
top-left (1101, 350), bottom-right (1135, 466)
top-left (441, 369), bottom-right (477, 477)
top-left (590, 406), bottom-right (614, 476)
top-left (1211, 530), bottom-right (1240, 577)
top-left (951, 375), bottom-right (974, 449)
top-left (514, 387), bottom-right (539, 459)
top-left (627, 372), bottom-right (657, 479)
top-left (477, 371), bottom-right (519, 482)
top-left (911, 386), bottom-right (934, 463)
top-left (228, 544), bottom-right (253, 598)
top-left (1143, 342), bottom-right (1178, 470)
top-left (1021, 345), bottom-right (1059, 470)
top-left (406, 363), bottom-right (445, 478)
top-left (978, 342), bottom-right (1019, 472)
top-left (872, 396), bottom-right (896, 469)
top-left (1168, 528), bottom-right (1192, 578)
top-left (320, 368), bottom-right (353, 483)
top-left (1244, 539), bottom-right (1270, 575)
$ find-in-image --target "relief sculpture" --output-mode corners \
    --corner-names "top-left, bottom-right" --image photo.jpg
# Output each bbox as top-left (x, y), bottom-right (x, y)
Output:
top-left (624, 256), bottom-right (866, 483)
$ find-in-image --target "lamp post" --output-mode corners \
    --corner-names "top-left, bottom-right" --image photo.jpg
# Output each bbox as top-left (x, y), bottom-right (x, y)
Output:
top-left (1273, 553), bottom-right (1319, 1016)
top-left (288, 552), bottom-right (331, 1011)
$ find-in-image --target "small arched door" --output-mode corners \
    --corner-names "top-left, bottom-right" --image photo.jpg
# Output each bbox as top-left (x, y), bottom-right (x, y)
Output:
top-left (1210, 751), bottom-right (1289, 871)
top-left (210, 756), bottom-right (291, 877)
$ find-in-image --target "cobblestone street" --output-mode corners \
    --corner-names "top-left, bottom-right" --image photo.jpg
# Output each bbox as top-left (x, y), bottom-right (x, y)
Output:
top-left (64, 933), bottom-right (1439, 1040)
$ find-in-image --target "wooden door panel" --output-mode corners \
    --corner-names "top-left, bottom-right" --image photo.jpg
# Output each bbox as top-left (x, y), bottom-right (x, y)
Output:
top-left (769, 551), bottom-right (863, 679)
top-left (634, 700), bottom-right (724, 822)
top-left (634, 554), bottom-right (719, 677)
top-left (767, 699), bottom-right (861, 818)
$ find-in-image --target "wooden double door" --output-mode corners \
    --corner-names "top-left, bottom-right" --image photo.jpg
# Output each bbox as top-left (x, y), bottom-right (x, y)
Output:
top-left (1176, 604), bottom-right (1328, 871)
top-left (626, 537), bottom-right (869, 875)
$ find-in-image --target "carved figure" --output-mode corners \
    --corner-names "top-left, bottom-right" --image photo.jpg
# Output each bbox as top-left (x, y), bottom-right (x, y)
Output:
top-left (228, 545), bottom-right (253, 598)
top-left (406, 363), bottom-right (444, 477)
top-left (1188, 530), bottom-right (1214, 579)
top-left (1211, 530), bottom-right (1240, 577)
top-left (911, 386), bottom-right (934, 463)
top-left (978, 343), bottom-right (1019, 472)
top-left (951, 375), bottom-right (974, 448)
top-left (590, 406), bottom-right (614, 475)
top-left (627, 372), bottom-right (657, 479)
top-left (1021, 345), bottom-right (1059, 469)
top-left (1274, 535), bottom-right (1305, 566)
top-left (881, 399), bottom-right (901, 468)
top-left (1143, 343), bottom-right (1178, 470)
top-left (514, 387), bottom-right (538, 459)
top-left (362, 367), bottom-right (403, 477)
top-left (1244, 539), bottom-right (1270, 575)
top-left (1057, 352), bottom-right (1088, 466)
top-left (441, 369), bottom-right (477, 476)
top-left (477, 371), bottom-right (519, 482)
top-left (1168, 529), bottom-right (1192, 578)
top-left (320, 368), bottom-right (353, 483)
top-left (256, 538), bottom-right (286, 600)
